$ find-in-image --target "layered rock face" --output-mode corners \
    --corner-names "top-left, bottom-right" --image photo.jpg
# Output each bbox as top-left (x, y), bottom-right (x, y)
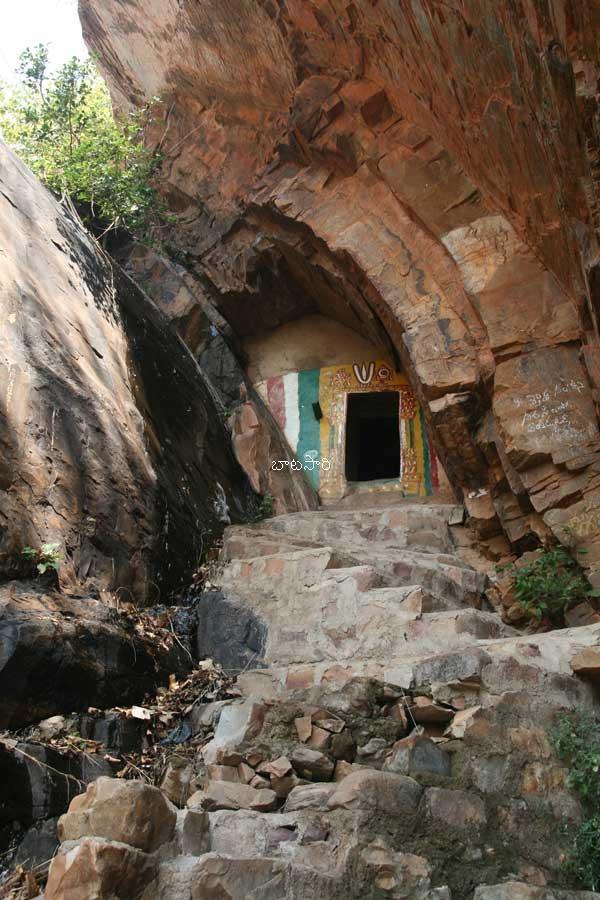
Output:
top-left (0, 142), bottom-right (256, 599)
top-left (80, 0), bottom-right (600, 576)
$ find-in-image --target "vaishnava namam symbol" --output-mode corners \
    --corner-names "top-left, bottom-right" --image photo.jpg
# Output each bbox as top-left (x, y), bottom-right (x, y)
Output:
top-left (352, 361), bottom-right (375, 385)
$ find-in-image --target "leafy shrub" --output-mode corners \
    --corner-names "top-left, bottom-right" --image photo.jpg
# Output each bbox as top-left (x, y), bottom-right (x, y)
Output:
top-left (500, 546), bottom-right (595, 626)
top-left (253, 493), bottom-right (274, 522)
top-left (553, 711), bottom-right (600, 889)
top-left (22, 541), bottom-right (62, 575)
top-left (0, 45), bottom-right (169, 238)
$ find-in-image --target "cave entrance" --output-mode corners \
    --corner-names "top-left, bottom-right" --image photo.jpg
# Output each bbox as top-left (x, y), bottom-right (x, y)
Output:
top-left (345, 391), bottom-right (400, 483)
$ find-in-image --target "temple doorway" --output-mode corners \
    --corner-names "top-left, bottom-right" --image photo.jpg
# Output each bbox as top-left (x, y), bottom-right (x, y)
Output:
top-left (345, 391), bottom-right (400, 482)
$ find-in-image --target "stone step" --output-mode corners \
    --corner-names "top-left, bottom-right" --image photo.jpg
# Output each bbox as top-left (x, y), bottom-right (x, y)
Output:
top-left (346, 546), bottom-right (487, 605)
top-left (230, 604), bottom-right (516, 670)
top-left (364, 585), bottom-right (479, 613)
top-left (222, 525), bottom-right (460, 570)
top-left (264, 503), bottom-right (462, 526)
top-left (222, 527), bottom-right (325, 562)
top-left (259, 505), bottom-right (459, 554)
top-left (219, 546), bottom-right (368, 593)
top-left (236, 622), bottom-right (600, 703)
top-left (221, 539), bottom-right (484, 605)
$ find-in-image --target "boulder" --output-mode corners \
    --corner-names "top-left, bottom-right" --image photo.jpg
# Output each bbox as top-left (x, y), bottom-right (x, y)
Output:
top-left (270, 773), bottom-right (304, 798)
top-left (237, 762), bottom-right (256, 784)
top-left (201, 700), bottom-right (266, 765)
top-left (38, 716), bottom-right (68, 740)
top-left (334, 761), bottom-right (365, 782)
top-left (408, 697), bottom-right (455, 724)
top-left (290, 746), bottom-right (335, 781)
top-left (139, 856), bottom-right (207, 900)
top-left (425, 787), bottom-right (487, 830)
top-left (571, 648), bottom-right (600, 680)
top-left (58, 778), bottom-right (176, 853)
top-left (13, 816), bottom-right (60, 870)
top-left (45, 837), bottom-right (157, 900)
top-left (196, 591), bottom-right (268, 672)
top-left (188, 782), bottom-right (277, 812)
top-left (330, 730), bottom-right (357, 762)
top-left (160, 757), bottom-right (195, 807)
top-left (307, 725), bottom-right (332, 750)
top-left (361, 841), bottom-right (450, 899)
top-left (257, 756), bottom-right (292, 779)
top-left (295, 715), bottom-right (312, 742)
top-left (312, 712), bottom-right (345, 733)
top-left (327, 770), bottom-right (422, 815)
top-left (208, 810), bottom-right (289, 857)
top-left (189, 853), bottom-right (338, 900)
top-left (384, 733), bottom-right (451, 778)
top-left (175, 809), bottom-right (210, 856)
top-left (284, 783), bottom-right (337, 811)
top-left (79, 711), bottom-right (145, 755)
top-left (206, 764), bottom-right (241, 784)
top-left (250, 774), bottom-right (270, 790)
top-left (189, 854), bottom-right (287, 900)
top-left (265, 825), bottom-right (298, 851)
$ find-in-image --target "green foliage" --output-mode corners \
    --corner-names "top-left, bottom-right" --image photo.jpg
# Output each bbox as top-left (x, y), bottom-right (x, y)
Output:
top-left (553, 711), bottom-right (600, 890)
top-left (555, 711), bottom-right (600, 805)
top-left (0, 44), bottom-right (169, 236)
top-left (252, 493), bottom-right (275, 522)
top-left (22, 541), bottom-right (62, 575)
top-left (500, 546), bottom-right (595, 626)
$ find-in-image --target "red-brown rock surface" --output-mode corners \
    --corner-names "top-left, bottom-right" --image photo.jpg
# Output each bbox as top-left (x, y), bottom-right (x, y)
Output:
top-left (79, 0), bottom-right (600, 577)
top-left (0, 141), bottom-right (256, 598)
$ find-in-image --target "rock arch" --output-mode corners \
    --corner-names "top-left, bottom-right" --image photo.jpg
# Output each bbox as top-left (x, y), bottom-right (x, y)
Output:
top-left (80, 0), bottom-right (600, 580)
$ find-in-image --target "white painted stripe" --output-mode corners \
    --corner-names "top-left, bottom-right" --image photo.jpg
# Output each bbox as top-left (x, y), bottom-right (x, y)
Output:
top-left (283, 371), bottom-right (300, 453)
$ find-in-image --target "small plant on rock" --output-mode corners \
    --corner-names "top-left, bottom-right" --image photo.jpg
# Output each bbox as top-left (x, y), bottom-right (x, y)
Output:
top-left (22, 541), bottom-right (62, 575)
top-left (252, 492), bottom-right (274, 522)
top-left (499, 545), bottom-right (596, 627)
top-left (553, 711), bottom-right (600, 890)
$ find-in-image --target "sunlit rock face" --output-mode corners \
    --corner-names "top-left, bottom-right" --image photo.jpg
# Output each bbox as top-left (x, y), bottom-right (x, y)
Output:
top-left (0, 142), bottom-right (256, 598)
top-left (80, 0), bottom-right (600, 576)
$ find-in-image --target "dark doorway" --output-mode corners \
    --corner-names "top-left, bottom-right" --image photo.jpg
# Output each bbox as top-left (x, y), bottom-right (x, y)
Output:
top-left (345, 391), bottom-right (400, 482)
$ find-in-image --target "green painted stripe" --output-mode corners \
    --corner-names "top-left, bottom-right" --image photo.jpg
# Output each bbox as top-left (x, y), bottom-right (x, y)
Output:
top-left (420, 407), bottom-right (432, 496)
top-left (297, 368), bottom-right (321, 489)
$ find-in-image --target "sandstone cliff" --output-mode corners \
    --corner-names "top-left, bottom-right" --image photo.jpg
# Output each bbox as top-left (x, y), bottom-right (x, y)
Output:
top-left (79, 0), bottom-right (600, 579)
top-left (4, 3), bottom-right (600, 898)
top-left (0, 141), bottom-right (256, 599)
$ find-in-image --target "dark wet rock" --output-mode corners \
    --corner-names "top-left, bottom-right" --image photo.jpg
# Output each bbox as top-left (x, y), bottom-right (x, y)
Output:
top-left (0, 582), bottom-right (189, 729)
top-left (0, 740), bottom-right (114, 858)
top-left (78, 712), bottom-right (146, 756)
top-left (13, 816), bottom-right (60, 870)
top-left (196, 590), bottom-right (267, 671)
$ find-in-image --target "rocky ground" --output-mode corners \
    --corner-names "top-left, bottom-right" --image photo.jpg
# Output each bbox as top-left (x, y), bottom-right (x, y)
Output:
top-left (2, 503), bottom-right (600, 899)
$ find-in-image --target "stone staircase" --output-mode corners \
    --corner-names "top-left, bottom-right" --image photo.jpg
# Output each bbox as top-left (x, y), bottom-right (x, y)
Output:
top-left (214, 504), bottom-right (510, 688)
top-left (41, 503), bottom-right (600, 899)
